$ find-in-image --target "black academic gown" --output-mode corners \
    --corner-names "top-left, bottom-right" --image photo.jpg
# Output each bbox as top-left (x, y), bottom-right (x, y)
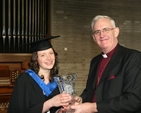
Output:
top-left (7, 72), bottom-right (60, 113)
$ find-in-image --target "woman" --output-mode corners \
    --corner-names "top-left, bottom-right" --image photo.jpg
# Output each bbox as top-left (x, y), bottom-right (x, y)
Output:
top-left (7, 36), bottom-right (72, 113)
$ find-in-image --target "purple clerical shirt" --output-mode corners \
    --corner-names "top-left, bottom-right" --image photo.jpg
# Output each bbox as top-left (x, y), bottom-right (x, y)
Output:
top-left (92, 45), bottom-right (117, 102)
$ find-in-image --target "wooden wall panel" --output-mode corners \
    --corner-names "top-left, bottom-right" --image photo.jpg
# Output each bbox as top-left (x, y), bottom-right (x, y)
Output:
top-left (0, 54), bottom-right (31, 112)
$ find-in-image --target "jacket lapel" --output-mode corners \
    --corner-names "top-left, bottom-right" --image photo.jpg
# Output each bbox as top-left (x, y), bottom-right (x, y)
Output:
top-left (98, 45), bottom-right (122, 86)
top-left (86, 55), bottom-right (102, 101)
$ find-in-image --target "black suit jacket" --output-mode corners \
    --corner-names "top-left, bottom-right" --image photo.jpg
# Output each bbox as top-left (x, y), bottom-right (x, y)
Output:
top-left (81, 44), bottom-right (141, 113)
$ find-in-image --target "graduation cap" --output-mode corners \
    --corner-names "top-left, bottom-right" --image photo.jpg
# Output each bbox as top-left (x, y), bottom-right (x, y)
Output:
top-left (21, 35), bottom-right (60, 52)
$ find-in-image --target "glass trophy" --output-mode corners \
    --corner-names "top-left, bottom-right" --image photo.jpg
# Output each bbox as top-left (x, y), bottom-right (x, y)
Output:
top-left (54, 73), bottom-right (77, 113)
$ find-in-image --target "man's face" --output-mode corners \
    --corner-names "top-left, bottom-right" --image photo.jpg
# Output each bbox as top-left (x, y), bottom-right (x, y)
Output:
top-left (92, 18), bottom-right (119, 53)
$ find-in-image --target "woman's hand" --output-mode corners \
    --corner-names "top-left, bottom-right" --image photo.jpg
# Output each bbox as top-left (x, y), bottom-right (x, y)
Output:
top-left (51, 92), bottom-right (72, 107)
top-left (60, 96), bottom-right (82, 113)
top-left (42, 92), bottom-right (72, 112)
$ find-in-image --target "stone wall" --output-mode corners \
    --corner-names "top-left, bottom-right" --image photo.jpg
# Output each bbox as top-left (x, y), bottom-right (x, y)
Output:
top-left (50, 0), bottom-right (141, 95)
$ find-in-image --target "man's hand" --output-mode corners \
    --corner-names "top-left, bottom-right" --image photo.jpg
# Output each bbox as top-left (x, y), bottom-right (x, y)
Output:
top-left (71, 102), bottom-right (98, 113)
top-left (73, 96), bottom-right (82, 105)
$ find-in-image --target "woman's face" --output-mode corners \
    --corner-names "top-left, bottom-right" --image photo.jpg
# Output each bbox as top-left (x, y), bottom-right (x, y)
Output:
top-left (37, 48), bottom-right (55, 70)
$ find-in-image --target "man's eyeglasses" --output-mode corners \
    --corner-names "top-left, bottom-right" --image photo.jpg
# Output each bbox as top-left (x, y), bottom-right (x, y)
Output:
top-left (93, 28), bottom-right (115, 36)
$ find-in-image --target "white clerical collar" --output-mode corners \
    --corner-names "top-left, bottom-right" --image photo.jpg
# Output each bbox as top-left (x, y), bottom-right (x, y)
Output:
top-left (102, 53), bottom-right (108, 58)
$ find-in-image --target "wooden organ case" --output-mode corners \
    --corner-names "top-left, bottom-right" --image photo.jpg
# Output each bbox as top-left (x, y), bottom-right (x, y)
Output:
top-left (0, 54), bottom-right (31, 113)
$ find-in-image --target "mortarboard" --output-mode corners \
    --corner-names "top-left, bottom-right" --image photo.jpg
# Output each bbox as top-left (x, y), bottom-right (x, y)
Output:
top-left (21, 35), bottom-right (60, 52)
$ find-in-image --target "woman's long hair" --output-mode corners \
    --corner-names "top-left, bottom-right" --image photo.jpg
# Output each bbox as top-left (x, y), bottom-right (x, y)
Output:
top-left (28, 48), bottom-right (59, 81)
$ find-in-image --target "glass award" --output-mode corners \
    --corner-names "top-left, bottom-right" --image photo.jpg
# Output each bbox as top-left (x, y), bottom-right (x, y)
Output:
top-left (54, 73), bottom-right (77, 113)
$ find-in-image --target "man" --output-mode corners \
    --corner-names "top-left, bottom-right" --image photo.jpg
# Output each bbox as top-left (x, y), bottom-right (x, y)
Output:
top-left (71, 15), bottom-right (141, 113)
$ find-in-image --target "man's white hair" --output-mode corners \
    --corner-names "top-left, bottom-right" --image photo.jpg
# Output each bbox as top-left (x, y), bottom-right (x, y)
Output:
top-left (91, 15), bottom-right (116, 33)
